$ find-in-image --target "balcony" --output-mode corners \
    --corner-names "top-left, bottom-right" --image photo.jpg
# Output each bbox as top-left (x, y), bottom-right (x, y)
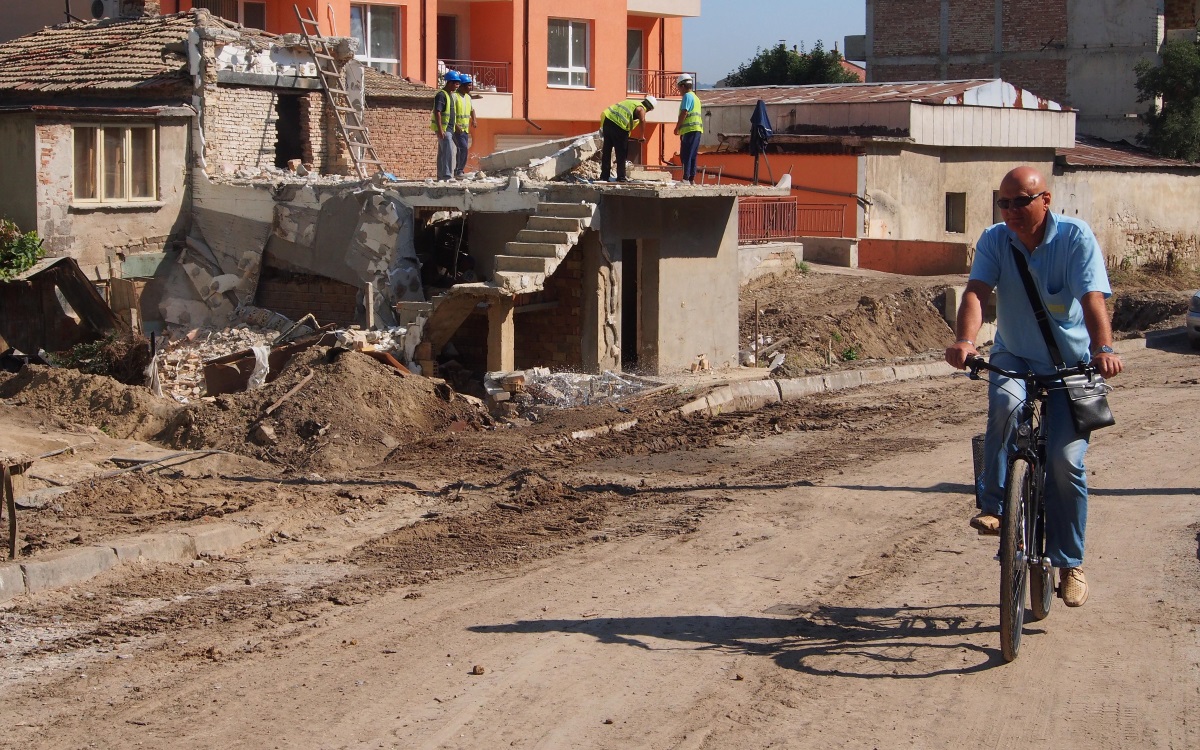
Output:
top-left (626, 68), bottom-right (696, 99)
top-left (739, 199), bottom-right (848, 244)
top-left (442, 59), bottom-right (512, 93)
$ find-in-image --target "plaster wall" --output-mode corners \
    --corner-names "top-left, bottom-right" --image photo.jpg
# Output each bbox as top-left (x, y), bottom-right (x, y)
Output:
top-left (1054, 168), bottom-right (1200, 268)
top-left (0, 115), bottom-right (37, 231)
top-left (600, 195), bottom-right (739, 373)
top-left (862, 145), bottom-right (1053, 243)
top-left (33, 118), bottom-right (191, 270)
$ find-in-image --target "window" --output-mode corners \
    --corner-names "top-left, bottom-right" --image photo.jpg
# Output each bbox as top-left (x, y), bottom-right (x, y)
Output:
top-left (351, 4), bottom-right (401, 75)
top-left (73, 125), bottom-right (157, 203)
top-left (437, 15), bottom-right (457, 62)
top-left (548, 19), bottom-right (589, 87)
top-left (626, 29), bottom-right (643, 92)
top-left (945, 192), bottom-right (966, 233)
top-left (192, 0), bottom-right (266, 29)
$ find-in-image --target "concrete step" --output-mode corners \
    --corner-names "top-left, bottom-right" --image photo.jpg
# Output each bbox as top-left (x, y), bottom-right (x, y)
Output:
top-left (494, 270), bottom-right (547, 293)
top-left (527, 215), bottom-right (586, 232)
top-left (494, 254), bottom-right (553, 273)
top-left (504, 241), bottom-right (568, 259)
top-left (536, 202), bottom-right (596, 219)
top-left (515, 229), bottom-right (577, 246)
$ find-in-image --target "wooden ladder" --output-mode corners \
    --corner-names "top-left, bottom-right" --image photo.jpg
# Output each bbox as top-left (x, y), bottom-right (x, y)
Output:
top-left (294, 5), bottom-right (385, 179)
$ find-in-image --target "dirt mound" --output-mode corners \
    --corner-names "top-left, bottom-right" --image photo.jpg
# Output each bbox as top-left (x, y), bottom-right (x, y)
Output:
top-left (1111, 290), bottom-right (1191, 332)
top-left (0, 366), bottom-right (179, 440)
top-left (160, 348), bottom-right (488, 471)
top-left (741, 271), bottom-right (954, 374)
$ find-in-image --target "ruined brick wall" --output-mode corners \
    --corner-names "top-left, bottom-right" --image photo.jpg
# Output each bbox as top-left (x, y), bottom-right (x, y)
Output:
top-left (255, 269), bottom-right (359, 326)
top-left (514, 248), bottom-right (584, 370)
top-left (204, 87), bottom-right (280, 172)
top-left (1165, 0), bottom-right (1197, 29)
top-left (363, 99), bottom-right (438, 180)
top-left (300, 93), bottom-right (353, 176)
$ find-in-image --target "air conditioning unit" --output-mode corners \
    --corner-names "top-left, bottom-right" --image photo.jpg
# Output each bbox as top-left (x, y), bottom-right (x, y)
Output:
top-left (90, 0), bottom-right (120, 19)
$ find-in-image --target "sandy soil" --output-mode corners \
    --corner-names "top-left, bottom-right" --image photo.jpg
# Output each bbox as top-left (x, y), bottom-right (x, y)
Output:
top-left (0, 266), bottom-right (1196, 749)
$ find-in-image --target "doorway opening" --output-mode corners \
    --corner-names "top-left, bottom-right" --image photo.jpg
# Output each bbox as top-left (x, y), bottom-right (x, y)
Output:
top-left (274, 93), bottom-right (304, 169)
top-left (621, 239), bottom-right (639, 369)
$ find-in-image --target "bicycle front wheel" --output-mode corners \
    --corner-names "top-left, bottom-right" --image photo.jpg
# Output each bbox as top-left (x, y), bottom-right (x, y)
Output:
top-left (999, 458), bottom-right (1032, 662)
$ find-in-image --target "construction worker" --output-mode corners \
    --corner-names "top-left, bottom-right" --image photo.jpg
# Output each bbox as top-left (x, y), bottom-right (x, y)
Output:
top-left (600, 95), bottom-right (656, 182)
top-left (674, 73), bottom-right (703, 184)
top-left (453, 74), bottom-right (478, 178)
top-left (431, 71), bottom-right (459, 180)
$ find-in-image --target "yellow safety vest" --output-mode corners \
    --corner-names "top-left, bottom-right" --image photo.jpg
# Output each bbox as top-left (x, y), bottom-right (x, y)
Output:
top-left (679, 92), bottom-right (703, 135)
top-left (430, 89), bottom-right (454, 133)
top-left (454, 92), bottom-right (473, 132)
top-left (602, 99), bottom-right (643, 132)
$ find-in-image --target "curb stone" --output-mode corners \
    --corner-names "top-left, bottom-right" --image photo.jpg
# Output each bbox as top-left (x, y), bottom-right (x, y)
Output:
top-left (0, 523), bottom-right (261, 603)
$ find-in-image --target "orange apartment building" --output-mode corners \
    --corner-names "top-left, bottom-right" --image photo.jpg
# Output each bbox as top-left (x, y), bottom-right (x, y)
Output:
top-left (159, 0), bottom-right (699, 172)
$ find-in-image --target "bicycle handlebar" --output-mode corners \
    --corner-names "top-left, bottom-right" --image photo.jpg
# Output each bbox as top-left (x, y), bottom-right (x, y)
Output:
top-left (964, 355), bottom-right (1097, 384)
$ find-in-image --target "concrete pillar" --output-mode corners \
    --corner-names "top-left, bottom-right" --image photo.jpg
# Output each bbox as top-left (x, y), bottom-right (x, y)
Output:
top-left (487, 297), bottom-right (515, 372)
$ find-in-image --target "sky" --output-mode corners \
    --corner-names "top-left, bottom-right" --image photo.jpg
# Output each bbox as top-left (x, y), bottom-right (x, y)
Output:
top-left (683, 1), bottom-right (866, 86)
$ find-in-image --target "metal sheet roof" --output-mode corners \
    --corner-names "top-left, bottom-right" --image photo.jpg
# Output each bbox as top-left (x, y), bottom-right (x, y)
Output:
top-left (700, 79), bottom-right (1062, 110)
top-left (1057, 135), bottom-right (1200, 169)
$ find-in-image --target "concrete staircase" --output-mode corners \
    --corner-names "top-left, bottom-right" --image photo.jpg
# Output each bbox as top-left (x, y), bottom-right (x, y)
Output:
top-left (492, 201), bottom-right (597, 293)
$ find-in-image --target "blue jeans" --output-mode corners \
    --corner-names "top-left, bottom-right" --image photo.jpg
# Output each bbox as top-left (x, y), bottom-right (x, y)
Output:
top-left (680, 131), bottom-right (701, 181)
top-left (979, 350), bottom-right (1090, 568)
top-left (454, 131), bottom-right (470, 176)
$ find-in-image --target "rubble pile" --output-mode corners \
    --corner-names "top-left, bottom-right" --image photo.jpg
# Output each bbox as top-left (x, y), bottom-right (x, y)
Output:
top-left (158, 326), bottom-right (280, 401)
top-left (484, 368), bottom-right (655, 418)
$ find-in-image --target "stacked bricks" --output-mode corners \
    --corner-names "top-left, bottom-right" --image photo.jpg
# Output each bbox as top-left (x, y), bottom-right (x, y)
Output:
top-left (204, 87), bottom-right (280, 171)
top-left (254, 269), bottom-right (359, 326)
top-left (363, 100), bottom-right (439, 180)
top-left (948, 1), bottom-right (993, 53)
top-left (513, 246), bottom-right (583, 370)
top-left (871, 0), bottom-right (939, 57)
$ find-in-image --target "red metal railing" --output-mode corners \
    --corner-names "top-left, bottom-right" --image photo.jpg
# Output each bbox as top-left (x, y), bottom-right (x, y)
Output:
top-left (739, 199), bottom-right (847, 244)
top-left (626, 69), bottom-right (697, 99)
top-left (442, 59), bottom-right (512, 93)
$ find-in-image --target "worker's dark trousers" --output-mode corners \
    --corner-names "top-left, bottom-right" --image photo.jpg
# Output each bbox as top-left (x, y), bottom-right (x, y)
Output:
top-left (454, 131), bottom-right (470, 176)
top-left (600, 118), bottom-right (630, 182)
top-left (680, 131), bottom-right (701, 182)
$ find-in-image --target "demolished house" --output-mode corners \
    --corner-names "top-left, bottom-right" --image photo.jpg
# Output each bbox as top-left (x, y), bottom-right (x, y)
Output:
top-left (0, 3), bottom-right (779, 390)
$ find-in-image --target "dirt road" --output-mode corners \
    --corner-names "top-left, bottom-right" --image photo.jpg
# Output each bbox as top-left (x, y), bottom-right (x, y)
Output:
top-left (1, 336), bottom-right (1196, 749)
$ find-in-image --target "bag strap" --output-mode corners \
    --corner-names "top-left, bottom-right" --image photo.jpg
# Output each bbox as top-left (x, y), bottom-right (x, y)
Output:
top-left (1008, 240), bottom-right (1066, 367)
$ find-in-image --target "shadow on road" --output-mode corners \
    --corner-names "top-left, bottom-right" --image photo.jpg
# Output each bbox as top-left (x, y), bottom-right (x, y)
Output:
top-left (470, 603), bottom-right (1017, 677)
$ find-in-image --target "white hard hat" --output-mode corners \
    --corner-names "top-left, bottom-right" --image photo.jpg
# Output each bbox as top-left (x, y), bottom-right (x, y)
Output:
top-left (676, 73), bottom-right (693, 86)
top-left (642, 95), bottom-right (657, 111)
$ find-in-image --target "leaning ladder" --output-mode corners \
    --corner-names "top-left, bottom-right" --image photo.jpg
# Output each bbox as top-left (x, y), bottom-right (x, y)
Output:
top-left (294, 5), bottom-right (385, 179)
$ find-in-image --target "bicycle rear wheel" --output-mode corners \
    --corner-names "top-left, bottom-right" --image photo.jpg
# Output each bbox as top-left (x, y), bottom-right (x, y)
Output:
top-left (1000, 458), bottom-right (1032, 662)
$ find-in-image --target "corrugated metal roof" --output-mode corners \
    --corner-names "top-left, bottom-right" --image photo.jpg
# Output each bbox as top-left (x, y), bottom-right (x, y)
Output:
top-left (700, 79), bottom-right (1062, 110)
top-left (1057, 135), bottom-right (1200, 169)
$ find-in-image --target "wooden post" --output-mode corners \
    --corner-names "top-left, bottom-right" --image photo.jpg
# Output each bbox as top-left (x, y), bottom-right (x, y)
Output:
top-left (753, 299), bottom-right (760, 367)
top-left (3, 465), bottom-right (15, 560)
top-left (487, 297), bottom-right (516, 373)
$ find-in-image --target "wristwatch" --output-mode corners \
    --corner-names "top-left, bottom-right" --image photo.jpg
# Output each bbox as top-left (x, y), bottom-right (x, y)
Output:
top-left (1094, 345), bottom-right (1115, 355)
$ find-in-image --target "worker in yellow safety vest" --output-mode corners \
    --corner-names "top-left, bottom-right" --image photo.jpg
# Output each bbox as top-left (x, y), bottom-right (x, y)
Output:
top-left (431, 71), bottom-right (459, 180)
top-left (599, 95), bottom-right (656, 182)
top-left (674, 74), bottom-right (703, 184)
top-left (453, 74), bottom-right (478, 178)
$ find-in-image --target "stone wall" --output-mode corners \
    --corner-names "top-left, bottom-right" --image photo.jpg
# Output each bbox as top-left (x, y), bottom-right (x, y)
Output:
top-left (364, 99), bottom-right (438, 180)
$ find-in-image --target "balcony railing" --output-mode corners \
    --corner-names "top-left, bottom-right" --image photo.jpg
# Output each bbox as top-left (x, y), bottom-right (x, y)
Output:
top-left (626, 69), bottom-right (697, 99)
top-left (739, 199), bottom-right (848, 244)
top-left (442, 59), bottom-right (512, 93)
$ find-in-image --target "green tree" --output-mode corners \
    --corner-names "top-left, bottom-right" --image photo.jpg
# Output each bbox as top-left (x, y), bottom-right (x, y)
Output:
top-left (0, 218), bottom-right (44, 280)
top-left (723, 41), bottom-right (861, 87)
top-left (1134, 34), bottom-right (1200, 162)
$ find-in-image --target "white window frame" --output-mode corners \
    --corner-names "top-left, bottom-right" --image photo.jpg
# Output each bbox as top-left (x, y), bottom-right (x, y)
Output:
top-left (351, 4), bottom-right (402, 76)
top-left (547, 18), bottom-right (590, 89)
top-left (72, 124), bottom-right (158, 204)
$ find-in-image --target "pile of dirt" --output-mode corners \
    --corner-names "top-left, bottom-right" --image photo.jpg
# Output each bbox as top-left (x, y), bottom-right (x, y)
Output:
top-left (0, 366), bottom-right (179, 440)
top-left (1111, 290), bottom-right (1192, 332)
top-left (160, 348), bottom-right (489, 471)
top-left (741, 271), bottom-right (955, 374)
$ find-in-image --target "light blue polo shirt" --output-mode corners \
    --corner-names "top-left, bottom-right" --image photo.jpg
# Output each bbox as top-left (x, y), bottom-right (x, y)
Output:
top-left (970, 211), bottom-right (1111, 369)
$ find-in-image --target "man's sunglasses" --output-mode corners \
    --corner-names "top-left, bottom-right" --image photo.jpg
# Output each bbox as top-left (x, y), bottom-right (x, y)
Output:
top-left (996, 191), bottom-right (1047, 210)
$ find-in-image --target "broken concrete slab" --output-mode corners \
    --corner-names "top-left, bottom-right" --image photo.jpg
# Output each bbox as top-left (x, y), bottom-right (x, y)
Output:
top-left (0, 563), bottom-right (25, 603)
top-left (478, 132), bottom-right (602, 181)
top-left (180, 523), bottom-right (260, 557)
top-left (109, 533), bottom-right (198, 563)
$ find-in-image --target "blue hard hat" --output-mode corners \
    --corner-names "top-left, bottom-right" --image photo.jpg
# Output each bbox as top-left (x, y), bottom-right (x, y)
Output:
top-left (444, 71), bottom-right (461, 83)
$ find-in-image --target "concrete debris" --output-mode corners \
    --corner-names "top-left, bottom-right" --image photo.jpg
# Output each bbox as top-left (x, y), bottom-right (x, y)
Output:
top-left (479, 132), bottom-right (602, 182)
top-left (483, 368), bottom-right (654, 414)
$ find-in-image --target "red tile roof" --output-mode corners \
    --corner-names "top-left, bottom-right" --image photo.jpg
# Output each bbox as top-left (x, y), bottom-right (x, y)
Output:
top-left (362, 66), bottom-right (436, 100)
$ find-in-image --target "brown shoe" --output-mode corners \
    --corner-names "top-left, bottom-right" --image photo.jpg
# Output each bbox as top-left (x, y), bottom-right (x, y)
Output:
top-left (969, 512), bottom-right (1000, 536)
top-left (1060, 567), bottom-right (1089, 607)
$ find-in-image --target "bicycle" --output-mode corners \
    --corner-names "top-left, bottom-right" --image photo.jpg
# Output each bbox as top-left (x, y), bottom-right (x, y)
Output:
top-left (964, 355), bottom-right (1103, 662)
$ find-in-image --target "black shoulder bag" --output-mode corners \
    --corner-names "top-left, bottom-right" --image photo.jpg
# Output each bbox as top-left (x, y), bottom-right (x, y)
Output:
top-left (1008, 242), bottom-right (1116, 433)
